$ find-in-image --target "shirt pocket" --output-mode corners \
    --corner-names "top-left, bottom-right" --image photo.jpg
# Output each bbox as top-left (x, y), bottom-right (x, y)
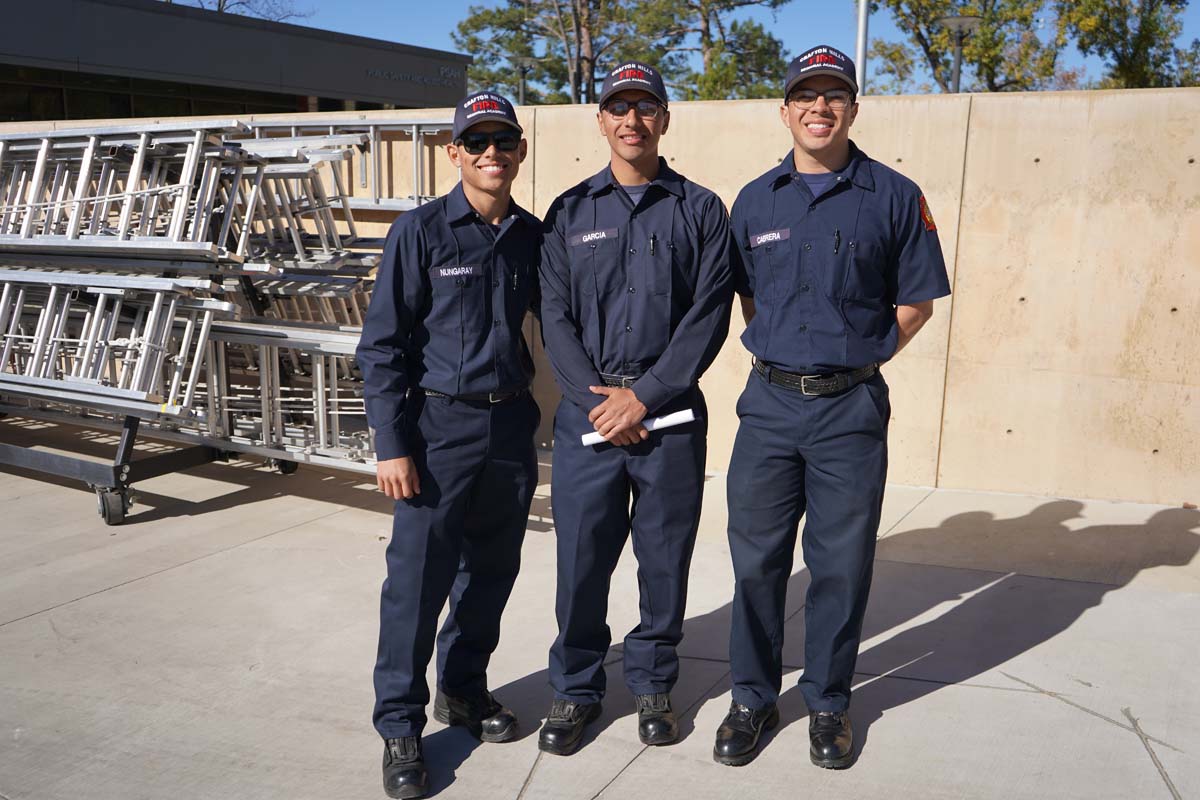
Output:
top-left (647, 237), bottom-right (680, 297)
top-left (567, 228), bottom-right (620, 296)
top-left (500, 258), bottom-right (534, 323)
top-left (749, 228), bottom-right (792, 299)
top-left (426, 263), bottom-right (484, 331)
top-left (838, 239), bottom-right (889, 300)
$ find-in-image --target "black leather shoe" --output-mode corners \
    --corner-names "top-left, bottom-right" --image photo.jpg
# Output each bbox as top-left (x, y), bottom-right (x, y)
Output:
top-left (537, 698), bottom-right (602, 755)
top-left (433, 689), bottom-right (519, 743)
top-left (712, 701), bottom-right (779, 766)
top-left (382, 737), bottom-right (428, 799)
top-left (809, 710), bottom-right (854, 769)
top-left (635, 693), bottom-right (678, 746)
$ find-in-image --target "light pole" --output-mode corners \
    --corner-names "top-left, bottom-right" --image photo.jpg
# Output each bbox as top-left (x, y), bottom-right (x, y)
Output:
top-left (515, 57), bottom-right (537, 106)
top-left (937, 14), bottom-right (982, 93)
top-left (855, 0), bottom-right (870, 95)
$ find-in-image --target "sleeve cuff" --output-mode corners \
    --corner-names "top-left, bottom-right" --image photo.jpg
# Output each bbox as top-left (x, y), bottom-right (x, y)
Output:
top-left (632, 373), bottom-right (675, 416)
top-left (372, 428), bottom-right (409, 460)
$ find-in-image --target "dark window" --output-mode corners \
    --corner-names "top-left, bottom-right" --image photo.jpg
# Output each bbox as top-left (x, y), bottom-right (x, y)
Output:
top-left (0, 86), bottom-right (31, 121)
top-left (65, 89), bottom-right (132, 119)
top-left (30, 87), bottom-right (65, 119)
top-left (193, 98), bottom-right (245, 116)
top-left (0, 65), bottom-right (64, 85)
top-left (131, 94), bottom-right (191, 118)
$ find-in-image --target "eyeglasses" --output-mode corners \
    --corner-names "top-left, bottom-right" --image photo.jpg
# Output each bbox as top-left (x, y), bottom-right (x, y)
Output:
top-left (603, 99), bottom-right (664, 119)
top-left (455, 130), bottom-right (521, 155)
top-left (787, 89), bottom-right (854, 110)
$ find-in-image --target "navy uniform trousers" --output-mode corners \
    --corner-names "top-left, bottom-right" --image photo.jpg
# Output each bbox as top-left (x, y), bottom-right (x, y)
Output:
top-left (726, 367), bottom-right (890, 713)
top-left (549, 388), bottom-right (708, 702)
top-left (372, 391), bottom-right (540, 739)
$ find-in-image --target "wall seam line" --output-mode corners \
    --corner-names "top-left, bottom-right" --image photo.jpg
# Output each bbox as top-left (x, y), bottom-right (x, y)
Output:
top-left (933, 93), bottom-right (974, 487)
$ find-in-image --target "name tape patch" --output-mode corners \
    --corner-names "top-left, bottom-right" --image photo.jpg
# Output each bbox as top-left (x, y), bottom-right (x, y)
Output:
top-left (568, 228), bottom-right (619, 246)
top-left (434, 264), bottom-right (481, 278)
top-left (750, 229), bottom-right (791, 248)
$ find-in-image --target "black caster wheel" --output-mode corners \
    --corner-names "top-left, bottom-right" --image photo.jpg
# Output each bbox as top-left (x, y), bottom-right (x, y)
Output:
top-left (268, 458), bottom-right (299, 475)
top-left (96, 489), bottom-right (128, 526)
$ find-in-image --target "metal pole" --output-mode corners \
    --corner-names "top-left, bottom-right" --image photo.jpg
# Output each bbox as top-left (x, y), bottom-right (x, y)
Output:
top-left (518, 68), bottom-right (526, 106)
top-left (855, 0), bottom-right (870, 95)
top-left (952, 33), bottom-right (964, 93)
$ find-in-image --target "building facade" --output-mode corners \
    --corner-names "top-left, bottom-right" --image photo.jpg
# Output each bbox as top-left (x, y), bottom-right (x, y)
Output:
top-left (1, 0), bottom-right (471, 121)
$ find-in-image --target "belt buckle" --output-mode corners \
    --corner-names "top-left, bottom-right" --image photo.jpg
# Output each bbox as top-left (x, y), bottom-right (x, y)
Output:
top-left (800, 375), bottom-right (820, 396)
top-left (488, 392), bottom-right (504, 404)
top-left (621, 376), bottom-right (636, 389)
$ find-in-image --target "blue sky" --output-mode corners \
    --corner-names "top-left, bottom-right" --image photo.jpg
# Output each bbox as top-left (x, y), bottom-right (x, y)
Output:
top-left (303, 0), bottom-right (1200, 92)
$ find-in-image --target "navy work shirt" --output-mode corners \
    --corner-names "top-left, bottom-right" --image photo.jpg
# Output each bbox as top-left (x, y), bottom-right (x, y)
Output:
top-left (540, 159), bottom-right (734, 414)
top-left (356, 183), bottom-right (541, 460)
top-left (731, 142), bottom-right (951, 373)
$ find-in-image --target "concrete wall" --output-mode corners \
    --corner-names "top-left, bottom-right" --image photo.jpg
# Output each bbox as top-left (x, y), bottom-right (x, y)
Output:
top-left (1, 88), bottom-right (1196, 504)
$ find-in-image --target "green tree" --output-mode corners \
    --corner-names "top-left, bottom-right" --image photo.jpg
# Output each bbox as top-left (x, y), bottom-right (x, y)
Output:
top-left (1055, 0), bottom-right (1190, 88)
top-left (452, 0), bottom-right (793, 103)
top-left (453, 0), bottom-right (643, 104)
top-left (1176, 37), bottom-right (1200, 85)
top-left (681, 20), bottom-right (789, 99)
top-left (868, 0), bottom-right (1068, 93)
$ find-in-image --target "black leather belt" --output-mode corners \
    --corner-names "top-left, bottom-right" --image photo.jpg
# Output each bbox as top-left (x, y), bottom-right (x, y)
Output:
top-left (600, 373), bottom-right (641, 388)
top-left (753, 359), bottom-right (877, 396)
top-left (419, 388), bottom-right (525, 406)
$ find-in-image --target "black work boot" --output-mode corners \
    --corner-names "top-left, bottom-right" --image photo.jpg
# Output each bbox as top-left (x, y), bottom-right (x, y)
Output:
top-left (537, 698), bottom-right (602, 755)
top-left (382, 736), bottom-right (429, 799)
top-left (809, 710), bottom-right (854, 769)
top-left (635, 692), bottom-right (679, 745)
top-left (712, 701), bottom-right (779, 766)
top-left (433, 689), bottom-right (519, 743)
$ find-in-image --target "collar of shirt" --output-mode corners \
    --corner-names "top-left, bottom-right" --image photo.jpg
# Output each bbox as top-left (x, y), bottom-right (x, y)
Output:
top-left (444, 182), bottom-right (539, 231)
top-left (583, 157), bottom-right (685, 198)
top-left (767, 140), bottom-right (876, 192)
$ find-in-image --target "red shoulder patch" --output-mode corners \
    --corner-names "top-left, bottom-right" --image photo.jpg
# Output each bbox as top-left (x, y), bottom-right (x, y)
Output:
top-left (919, 195), bottom-right (937, 232)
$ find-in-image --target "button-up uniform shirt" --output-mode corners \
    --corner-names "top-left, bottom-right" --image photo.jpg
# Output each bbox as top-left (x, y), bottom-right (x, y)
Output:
top-left (356, 183), bottom-right (541, 460)
top-left (540, 159), bottom-right (734, 414)
top-left (731, 142), bottom-right (951, 373)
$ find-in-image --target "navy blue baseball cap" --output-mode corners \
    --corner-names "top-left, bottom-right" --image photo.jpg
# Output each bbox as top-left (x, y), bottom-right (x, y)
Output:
top-left (784, 45), bottom-right (859, 98)
top-left (451, 91), bottom-right (523, 140)
top-left (598, 62), bottom-right (669, 108)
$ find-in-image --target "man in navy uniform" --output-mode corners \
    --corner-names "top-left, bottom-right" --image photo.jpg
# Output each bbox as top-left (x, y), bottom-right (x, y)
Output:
top-left (537, 62), bottom-right (733, 754)
top-left (713, 46), bottom-right (951, 769)
top-left (357, 91), bottom-right (541, 799)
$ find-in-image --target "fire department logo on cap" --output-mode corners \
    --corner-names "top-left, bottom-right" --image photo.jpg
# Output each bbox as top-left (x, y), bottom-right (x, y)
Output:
top-left (609, 64), bottom-right (653, 91)
top-left (784, 45), bottom-right (859, 97)
top-left (463, 92), bottom-right (507, 120)
top-left (451, 90), bottom-right (522, 139)
top-left (799, 46), bottom-right (847, 72)
top-left (598, 62), bottom-right (669, 107)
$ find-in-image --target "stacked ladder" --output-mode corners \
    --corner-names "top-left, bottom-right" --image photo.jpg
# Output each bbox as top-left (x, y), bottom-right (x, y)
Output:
top-left (0, 114), bottom-right (451, 523)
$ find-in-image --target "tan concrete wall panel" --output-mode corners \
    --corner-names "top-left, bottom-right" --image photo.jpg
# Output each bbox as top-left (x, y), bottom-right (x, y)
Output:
top-left (938, 361), bottom-right (1198, 503)
top-left (938, 88), bottom-right (1200, 503)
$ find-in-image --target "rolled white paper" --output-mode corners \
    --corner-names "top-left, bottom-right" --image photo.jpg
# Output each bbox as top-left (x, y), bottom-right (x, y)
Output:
top-left (580, 408), bottom-right (697, 446)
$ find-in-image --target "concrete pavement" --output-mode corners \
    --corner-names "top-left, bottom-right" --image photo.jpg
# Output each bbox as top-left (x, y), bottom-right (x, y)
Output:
top-left (1, 417), bottom-right (1197, 799)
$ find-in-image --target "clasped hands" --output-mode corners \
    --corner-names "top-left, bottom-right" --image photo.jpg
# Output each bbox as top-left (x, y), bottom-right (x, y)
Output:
top-left (587, 385), bottom-right (648, 447)
top-left (377, 386), bottom-right (649, 497)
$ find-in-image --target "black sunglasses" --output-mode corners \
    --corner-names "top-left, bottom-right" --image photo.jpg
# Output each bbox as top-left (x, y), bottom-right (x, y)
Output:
top-left (787, 88), bottom-right (854, 110)
top-left (456, 129), bottom-right (521, 155)
top-left (603, 99), bottom-right (664, 119)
